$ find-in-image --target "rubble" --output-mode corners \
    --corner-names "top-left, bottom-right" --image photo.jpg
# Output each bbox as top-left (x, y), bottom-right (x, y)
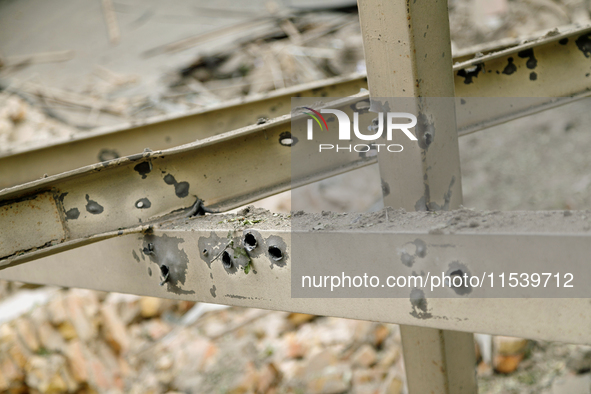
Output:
top-left (0, 284), bottom-right (411, 393)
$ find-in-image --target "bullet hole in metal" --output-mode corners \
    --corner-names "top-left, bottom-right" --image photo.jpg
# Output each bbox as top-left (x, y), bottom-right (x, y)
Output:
top-left (143, 243), bottom-right (155, 255)
top-left (575, 34), bottom-right (591, 57)
top-left (518, 48), bottom-right (537, 69)
top-left (502, 57), bottom-right (517, 75)
top-left (222, 250), bottom-right (233, 268)
top-left (202, 248), bottom-right (209, 257)
top-left (135, 198), bottom-right (151, 209)
top-left (457, 63), bottom-right (483, 84)
top-left (244, 233), bottom-right (257, 251)
top-left (268, 246), bottom-right (283, 261)
top-left (410, 288), bottom-right (432, 319)
top-left (559, 38), bottom-right (569, 45)
top-left (159, 264), bottom-right (170, 286)
top-left (134, 161), bottom-right (152, 179)
top-left (279, 131), bottom-right (297, 147)
top-left (446, 261), bottom-right (473, 296)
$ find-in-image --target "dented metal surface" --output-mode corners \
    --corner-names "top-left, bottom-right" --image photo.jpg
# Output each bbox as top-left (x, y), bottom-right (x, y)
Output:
top-left (3, 25), bottom-right (591, 189)
top-left (1, 209), bottom-right (591, 344)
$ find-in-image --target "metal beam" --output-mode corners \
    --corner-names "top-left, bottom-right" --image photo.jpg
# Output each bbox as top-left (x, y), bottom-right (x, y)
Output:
top-left (1, 210), bottom-right (590, 344)
top-left (0, 75), bottom-right (367, 190)
top-left (0, 95), bottom-right (379, 268)
top-left (358, 0), bottom-right (475, 392)
top-left (3, 25), bottom-right (591, 189)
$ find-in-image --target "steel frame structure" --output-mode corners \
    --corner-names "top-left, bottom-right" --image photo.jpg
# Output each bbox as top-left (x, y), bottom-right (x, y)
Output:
top-left (1, 2), bottom-right (591, 393)
top-left (2, 23), bottom-right (591, 190)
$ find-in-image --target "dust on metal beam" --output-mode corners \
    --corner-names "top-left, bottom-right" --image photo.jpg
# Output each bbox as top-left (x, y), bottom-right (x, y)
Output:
top-left (1, 208), bottom-right (591, 344)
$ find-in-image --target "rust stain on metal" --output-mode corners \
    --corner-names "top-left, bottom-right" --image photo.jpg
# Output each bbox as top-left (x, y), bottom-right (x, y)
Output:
top-left (0, 192), bottom-right (65, 259)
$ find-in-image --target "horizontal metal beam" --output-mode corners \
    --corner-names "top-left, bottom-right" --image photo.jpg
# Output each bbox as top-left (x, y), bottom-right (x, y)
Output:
top-left (3, 25), bottom-right (591, 189)
top-left (1, 209), bottom-right (590, 344)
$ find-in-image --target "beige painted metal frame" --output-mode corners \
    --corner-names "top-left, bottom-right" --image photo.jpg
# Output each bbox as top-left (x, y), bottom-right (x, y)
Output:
top-left (1, 211), bottom-right (591, 344)
top-left (2, 24), bottom-right (591, 190)
top-left (358, 0), bottom-right (475, 392)
top-left (0, 94), bottom-right (394, 268)
top-left (1, 5), bottom-right (591, 394)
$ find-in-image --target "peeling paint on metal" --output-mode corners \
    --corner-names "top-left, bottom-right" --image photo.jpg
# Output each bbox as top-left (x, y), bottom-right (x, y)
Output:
top-left (416, 112), bottom-right (434, 150)
top-left (85, 195), bottom-right (104, 215)
top-left (575, 34), bottom-right (591, 57)
top-left (457, 64), bottom-right (483, 84)
top-left (65, 208), bottom-right (80, 220)
top-left (502, 57), bottom-right (517, 75)
top-left (163, 174), bottom-right (190, 198)
top-left (518, 48), bottom-right (537, 69)
top-left (142, 233), bottom-right (194, 295)
top-left (400, 252), bottom-right (415, 267)
top-left (134, 161), bottom-right (152, 179)
top-left (428, 176), bottom-right (455, 211)
top-left (410, 288), bottom-right (432, 319)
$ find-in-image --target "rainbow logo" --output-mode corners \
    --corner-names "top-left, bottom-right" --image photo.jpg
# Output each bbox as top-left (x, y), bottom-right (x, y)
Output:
top-left (303, 107), bottom-right (328, 131)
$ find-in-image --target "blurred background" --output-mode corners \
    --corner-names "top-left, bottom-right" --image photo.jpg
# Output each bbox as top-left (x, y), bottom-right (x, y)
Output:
top-left (1, 0), bottom-right (591, 392)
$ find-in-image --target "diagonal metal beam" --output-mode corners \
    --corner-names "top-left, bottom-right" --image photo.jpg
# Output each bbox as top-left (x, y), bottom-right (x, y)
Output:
top-left (2, 25), bottom-right (591, 189)
top-left (0, 95), bottom-right (379, 268)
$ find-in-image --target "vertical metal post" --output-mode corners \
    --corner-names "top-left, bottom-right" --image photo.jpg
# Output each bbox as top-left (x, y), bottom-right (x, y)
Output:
top-left (357, 0), bottom-right (478, 393)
